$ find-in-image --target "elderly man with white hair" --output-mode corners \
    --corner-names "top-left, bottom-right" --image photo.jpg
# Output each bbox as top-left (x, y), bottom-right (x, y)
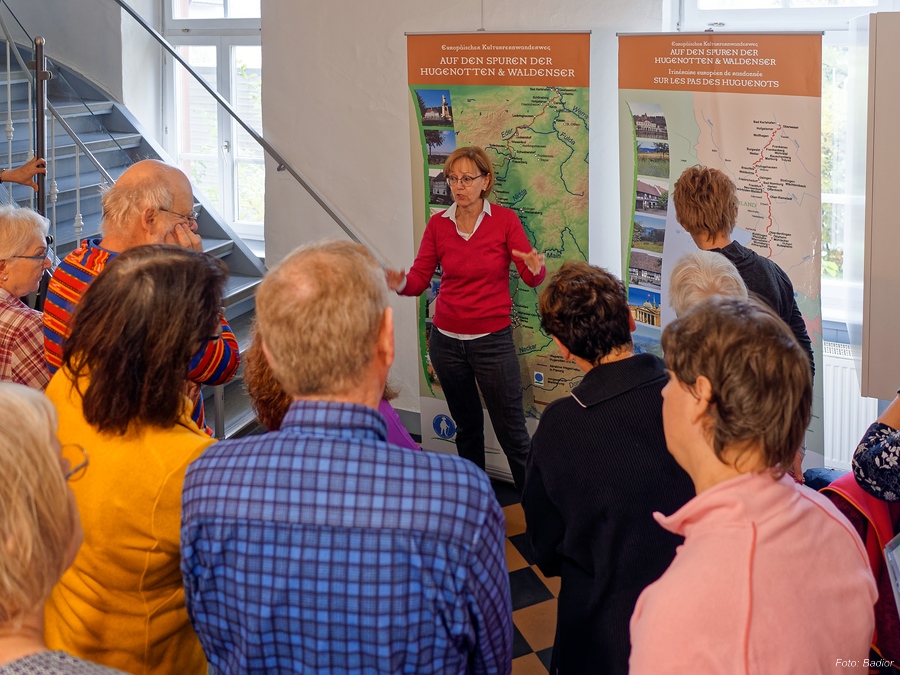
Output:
top-left (42, 159), bottom-right (239, 433)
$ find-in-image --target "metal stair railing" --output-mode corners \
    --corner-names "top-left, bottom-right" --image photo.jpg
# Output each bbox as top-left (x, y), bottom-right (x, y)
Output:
top-left (0, 10), bottom-right (114, 259)
top-left (111, 0), bottom-right (385, 263)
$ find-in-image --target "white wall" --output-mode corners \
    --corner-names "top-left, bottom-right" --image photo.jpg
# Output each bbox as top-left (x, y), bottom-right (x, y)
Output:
top-left (4, 0), bottom-right (123, 99)
top-left (3, 0), bottom-right (164, 141)
top-left (120, 0), bottom-right (164, 140)
top-left (262, 0), bottom-right (661, 415)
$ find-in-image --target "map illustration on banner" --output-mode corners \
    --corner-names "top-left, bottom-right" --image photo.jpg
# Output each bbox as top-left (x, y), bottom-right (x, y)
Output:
top-left (408, 33), bottom-right (590, 466)
top-left (618, 33), bottom-right (824, 454)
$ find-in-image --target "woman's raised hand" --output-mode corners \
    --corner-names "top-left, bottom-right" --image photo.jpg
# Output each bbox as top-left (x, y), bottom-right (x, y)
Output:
top-left (385, 268), bottom-right (406, 291)
top-left (512, 248), bottom-right (545, 275)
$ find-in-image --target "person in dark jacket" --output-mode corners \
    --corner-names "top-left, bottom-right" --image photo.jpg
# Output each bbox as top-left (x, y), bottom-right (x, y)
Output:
top-left (672, 165), bottom-right (815, 482)
top-left (671, 165), bottom-right (814, 377)
top-left (522, 261), bottom-right (694, 674)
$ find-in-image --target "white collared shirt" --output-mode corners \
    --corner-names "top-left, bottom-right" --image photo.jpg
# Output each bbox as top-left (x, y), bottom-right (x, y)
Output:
top-left (442, 200), bottom-right (492, 241)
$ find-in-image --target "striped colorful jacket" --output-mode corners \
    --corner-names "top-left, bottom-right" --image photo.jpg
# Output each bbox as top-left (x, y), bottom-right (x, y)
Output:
top-left (43, 238), bottom-right (240, 433)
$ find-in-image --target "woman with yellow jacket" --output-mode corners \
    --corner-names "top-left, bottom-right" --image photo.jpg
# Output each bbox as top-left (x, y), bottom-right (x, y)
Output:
top-left (43, 245), bottom-right (227, 674)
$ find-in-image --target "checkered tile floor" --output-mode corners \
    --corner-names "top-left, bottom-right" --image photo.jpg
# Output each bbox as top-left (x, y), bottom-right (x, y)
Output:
top-left (491, 480), bottom-right (559, 675)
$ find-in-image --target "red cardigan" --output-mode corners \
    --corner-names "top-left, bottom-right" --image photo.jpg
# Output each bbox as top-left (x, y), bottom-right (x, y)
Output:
top-left (401, 203), bottom-right (545, 334)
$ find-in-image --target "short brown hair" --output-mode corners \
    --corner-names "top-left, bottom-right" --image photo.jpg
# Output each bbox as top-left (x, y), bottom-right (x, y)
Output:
top-left (672, 166), bottom-right (738, 241)
top-left (444, 146), bottom-right (495, 199)
top-left (539, 261), bottom-right (632, 364)
top-left (63, 245), bottom-right (227, 434)
top-left (257, 240), bottom-right (388, 398)
top-left (668, 250), bottom-right (748, 317)
top-left (0, 384), bottom-right (77, 627)
top-left (661, 297), bottom-right (811, 476)
top-left (243, 323), bottom-right (292, 431)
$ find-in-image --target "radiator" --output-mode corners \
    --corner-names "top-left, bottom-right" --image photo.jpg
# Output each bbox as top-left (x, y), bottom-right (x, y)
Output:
top-left (823, 341), bottom-right (879, 470)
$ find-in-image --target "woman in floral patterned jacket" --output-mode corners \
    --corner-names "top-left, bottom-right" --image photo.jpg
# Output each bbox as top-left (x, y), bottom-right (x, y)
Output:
top-left (854, 393), bottom-right (900, 501)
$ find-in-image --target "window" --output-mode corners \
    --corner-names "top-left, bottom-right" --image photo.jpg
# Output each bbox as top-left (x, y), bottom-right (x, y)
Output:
top-left (172, 0), bottom-right (261, 20)
top-left (671, 0), bottom-right (897, 322)
top-left (163, 1), bottom-right (264, 248)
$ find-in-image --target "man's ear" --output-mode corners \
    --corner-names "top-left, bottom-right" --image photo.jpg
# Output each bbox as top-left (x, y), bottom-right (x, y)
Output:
top-left (628, 312), bottom-right (637, 333)
top-left (260, 339), bottom-right (276, 370)
top-left (377, 306), bottom-right (395, 371)
top-left (141, 206), bottom-right (159, 239)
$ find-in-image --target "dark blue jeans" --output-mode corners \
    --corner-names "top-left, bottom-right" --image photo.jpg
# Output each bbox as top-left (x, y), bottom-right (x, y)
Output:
top-left (429, 325), bottom-right (531, 492)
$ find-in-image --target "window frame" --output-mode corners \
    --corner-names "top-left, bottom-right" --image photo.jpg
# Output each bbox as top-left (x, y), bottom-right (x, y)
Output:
top-left (676, 0), bottom-right (896, 32)
top-left (162, 0), bottom-right (264, 243)
top-left (668, 0), bottom-right (894, 324)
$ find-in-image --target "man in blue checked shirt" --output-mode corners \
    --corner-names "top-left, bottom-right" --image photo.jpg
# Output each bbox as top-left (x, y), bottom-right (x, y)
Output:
top-left (181, 240), bottom-right (513, 674)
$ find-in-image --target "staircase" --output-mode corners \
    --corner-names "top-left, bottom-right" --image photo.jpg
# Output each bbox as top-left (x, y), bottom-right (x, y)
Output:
top-left (1, 40), bottom-right (266, 439)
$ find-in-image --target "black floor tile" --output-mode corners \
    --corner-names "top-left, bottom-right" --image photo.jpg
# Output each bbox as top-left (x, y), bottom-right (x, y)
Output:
top-left (512, 624), bottom-right (533, 659)
top-left (536, 646), bottom-right (554, 670)
top-left (491, 479), bottom-right (520, 507)
top-left (508, 567), bottom-right (554, 611)
top-left (509, 532), bottom-right (536, 566)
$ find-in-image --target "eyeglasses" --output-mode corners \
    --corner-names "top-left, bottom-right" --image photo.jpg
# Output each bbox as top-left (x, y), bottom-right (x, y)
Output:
top-left (11, 235), bottom-right (53, 262)
top-left (62, 444), bottom-right (89, 481)
top-left (446, 174), bottom-right (486, 186)
top-left (159, 206), bottom-right (200, 223)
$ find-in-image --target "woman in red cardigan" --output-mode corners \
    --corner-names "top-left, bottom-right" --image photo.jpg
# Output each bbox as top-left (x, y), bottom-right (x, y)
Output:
top-left (386, 146), bottom-right (544, 492)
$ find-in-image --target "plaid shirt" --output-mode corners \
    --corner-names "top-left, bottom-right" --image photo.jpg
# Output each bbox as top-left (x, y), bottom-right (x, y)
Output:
top-left (42, 238), bottom-right (239, 431)
top-left (0, 288), bottom-right (50, 389)
top-left (181, 400), bottom-right (512, 674)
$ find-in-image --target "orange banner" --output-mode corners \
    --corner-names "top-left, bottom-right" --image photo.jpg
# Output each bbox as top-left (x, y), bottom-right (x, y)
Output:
top-left (619, 33), bottom-right (821, 97)
top-left (408, 33), bottom-right (589, 87)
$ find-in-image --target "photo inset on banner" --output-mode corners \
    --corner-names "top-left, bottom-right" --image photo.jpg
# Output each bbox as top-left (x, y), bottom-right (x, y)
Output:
top-left (415, 89), bottom-right (454, 127)
top-left (629, 250), bottom-right (662, 288)
top-left (628, 286), bottom-right (662, 357)
top-left (629, 101), bottom-right (667, 140)
top-left (632, 213), bottom-right (665, 253)
top-left (428, 168), bottom-right (453, 206)
top-left (424, 130), bottom-right (456, 166)
top-left (635, 177), bottom-right (668, 216)
top-left (636, 141), bottom-right (669, 179)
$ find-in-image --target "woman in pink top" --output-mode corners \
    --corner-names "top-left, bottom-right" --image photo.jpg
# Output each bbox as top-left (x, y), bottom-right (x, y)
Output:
top-left (386, 146), bottom-right (545, 492)
top-left (629, 297), bottom-right (877, 674)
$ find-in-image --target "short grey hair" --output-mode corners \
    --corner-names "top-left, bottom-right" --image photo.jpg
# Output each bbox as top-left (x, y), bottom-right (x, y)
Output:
top-left (668, 250), bottom-right (748, 317)
top-left (100, 179), bottom-right (174, 238)
top-left (0, 206), bottom-right (49, 259)
top-left (257, 240), bottom-right (389, 398)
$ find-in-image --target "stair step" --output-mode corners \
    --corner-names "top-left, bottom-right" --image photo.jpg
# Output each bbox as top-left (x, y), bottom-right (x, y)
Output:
top-left (50, 99), bottom-right (114, 119)
top-left (0, 97), bottom-right (113, 122)
top-left (49, 213), bottom-right (103, 257)
top-left (223, 274), bottom-right (262, 307)
top-left (203, 237), bottom-right (233, 259)
top-left (224, 303), bottom-right (256, 351)
top-left (0, 130), bottom-right (143, 160)
top-left (202, 369), bottom-right (258, 439)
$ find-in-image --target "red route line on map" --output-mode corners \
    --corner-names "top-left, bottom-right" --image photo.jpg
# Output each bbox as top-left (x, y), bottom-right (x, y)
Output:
top-left (750, 124), bottom-right (782, 258)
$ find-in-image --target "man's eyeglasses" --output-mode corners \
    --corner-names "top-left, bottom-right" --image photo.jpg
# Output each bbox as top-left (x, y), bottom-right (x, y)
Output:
top-left (63, 444), bottom-right (89, 481)
top-left (446, 174), bottom-right (486, 186)
top-left (11, 235), bottom-right (52, 262)
top-left (159, 206), bottom-right (200, 223)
